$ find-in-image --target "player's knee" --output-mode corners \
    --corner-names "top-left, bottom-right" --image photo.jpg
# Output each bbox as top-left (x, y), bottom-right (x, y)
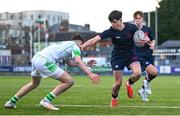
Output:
top-left (133, 72), bottom-right (142, 79)
top-left (150, 69), bottom-right (158, 77)
top-left (115, 82), bottom-right (121, 88)
top-left (68, 79), bottom-right (75, 87)
top-left (31, 82), bottom-right (40, 89)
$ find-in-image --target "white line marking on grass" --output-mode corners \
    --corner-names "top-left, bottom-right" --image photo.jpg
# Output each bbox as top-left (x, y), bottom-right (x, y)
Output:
top-left (52, 104), bottom-right (180, 109)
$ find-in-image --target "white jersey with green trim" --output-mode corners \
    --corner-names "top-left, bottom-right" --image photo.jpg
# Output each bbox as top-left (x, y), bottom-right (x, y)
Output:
top-left (37, 41), bottom-right (81, 62)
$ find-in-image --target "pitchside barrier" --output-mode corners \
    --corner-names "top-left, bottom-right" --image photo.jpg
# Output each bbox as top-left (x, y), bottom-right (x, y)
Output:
top-left (0, 66), bottom-right (180, 75)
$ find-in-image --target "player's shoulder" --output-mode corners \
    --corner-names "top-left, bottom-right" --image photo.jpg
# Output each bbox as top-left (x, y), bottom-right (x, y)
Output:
top-left (143, 25), bottom-right (150, 29)
top-left (100, 27), bottom-right (113, 35)
top-left (68, 41), bottom-right (76, 45)
top-left (125, 22), bottom-right (136, 27)
top-left (142, 25), bottom-right (151, 31)
top-left (55, 41), bottom-right (77, 49)
top-left (60, 41), bottom-right (76, 46)
top-left (124, 22), bottom-right (138, 32)
top-left (125, 22), bottom-right (138, 29)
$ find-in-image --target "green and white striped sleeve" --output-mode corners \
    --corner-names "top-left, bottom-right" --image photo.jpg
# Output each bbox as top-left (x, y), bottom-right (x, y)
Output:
top-left (72, 45), bottom-right (81, 58)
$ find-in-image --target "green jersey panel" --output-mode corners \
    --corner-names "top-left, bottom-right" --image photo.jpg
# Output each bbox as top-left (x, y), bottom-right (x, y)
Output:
top-left (72, 45), bottom-right (81, 58)
top-left (45, 60), bottom-right (57, 72)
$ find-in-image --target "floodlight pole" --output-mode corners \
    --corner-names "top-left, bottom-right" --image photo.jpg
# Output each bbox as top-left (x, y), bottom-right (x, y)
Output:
top-left (154, 0), bottom-right (160, 66)
top-left (155, 6), bottom-right (158, 50)
top-left (148, 12), bottom-right (150, 27)
top-left (38, 25), bottom-right (41, 51)
top-left (44, 19), bottom-right (48, 47)
top-left (155, 0), bottom-right (160, 50)
top-left (36, 17), bottom-right (44, 52)
top-left (29, 31), bottom-right (33, 60)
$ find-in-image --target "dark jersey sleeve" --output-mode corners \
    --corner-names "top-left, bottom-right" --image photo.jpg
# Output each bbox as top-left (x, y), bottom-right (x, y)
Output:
top-left (99, 28), bottom-right (111, 40)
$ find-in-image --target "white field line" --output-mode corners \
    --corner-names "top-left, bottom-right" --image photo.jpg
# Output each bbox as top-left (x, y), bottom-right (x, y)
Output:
top-left (37, 104), bottom-right (180, 109)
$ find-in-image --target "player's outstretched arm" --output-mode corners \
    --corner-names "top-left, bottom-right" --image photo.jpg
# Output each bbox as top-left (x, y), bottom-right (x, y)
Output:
top-left (64, 59), bottom-right (97, 67)
top-left (75, 56), bottom-right (101, 84)
top-left (80, 35), bottom-right (101, 50)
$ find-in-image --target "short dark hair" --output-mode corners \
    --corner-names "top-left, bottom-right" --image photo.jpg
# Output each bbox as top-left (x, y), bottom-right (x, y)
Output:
top-left (108, 10), bottom-right (122, 22)
top-left (133, 11), bottom-right (144, 18)
top-left (71, 33), bottom-right (84, 43)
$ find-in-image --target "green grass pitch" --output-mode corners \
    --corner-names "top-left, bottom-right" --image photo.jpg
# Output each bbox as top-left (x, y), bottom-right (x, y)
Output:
top-left (0, 75), bottom-right (180, 115)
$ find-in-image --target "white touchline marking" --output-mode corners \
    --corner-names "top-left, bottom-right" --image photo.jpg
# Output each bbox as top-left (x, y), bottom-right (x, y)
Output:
top-left (50, 104), bottom-right (180, 109)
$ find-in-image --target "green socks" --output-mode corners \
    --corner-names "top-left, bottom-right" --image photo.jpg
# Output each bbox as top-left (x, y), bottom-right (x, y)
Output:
top-left (44, 92), bottom-right (56, 102)
top-left (10, 95), bottom-right (19, 104)
top-left (9, 93), bottom-right (56, 104)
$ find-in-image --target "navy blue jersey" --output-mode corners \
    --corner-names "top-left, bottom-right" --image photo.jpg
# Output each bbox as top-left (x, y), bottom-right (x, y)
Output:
top-left (135, 26), bottom-right (154, 56)
top-left (99, 23), bottom-right (138, 55)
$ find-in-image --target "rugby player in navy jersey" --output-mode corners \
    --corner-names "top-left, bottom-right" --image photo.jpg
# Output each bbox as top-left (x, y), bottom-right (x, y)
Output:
top-left (133, 11), bottom-right (158, 102)
top-left (81, 10), bottom-right (149, 107)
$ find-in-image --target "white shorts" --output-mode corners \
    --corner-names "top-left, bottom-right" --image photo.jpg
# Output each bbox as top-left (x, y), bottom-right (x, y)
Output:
top-left (31, 54), bottom-right (64, 79)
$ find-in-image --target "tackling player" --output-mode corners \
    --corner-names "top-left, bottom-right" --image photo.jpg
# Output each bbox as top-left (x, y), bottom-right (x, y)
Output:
top-left (4, 34), bottom-right (100, 110)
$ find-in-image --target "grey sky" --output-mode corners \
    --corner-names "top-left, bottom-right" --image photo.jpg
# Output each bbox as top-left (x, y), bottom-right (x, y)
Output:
top-left (0, 0), bottom-right (158, 32)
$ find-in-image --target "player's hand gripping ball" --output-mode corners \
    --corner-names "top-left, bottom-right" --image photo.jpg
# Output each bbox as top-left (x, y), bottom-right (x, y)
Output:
top-left (133, 30), bottom-right (149, 47)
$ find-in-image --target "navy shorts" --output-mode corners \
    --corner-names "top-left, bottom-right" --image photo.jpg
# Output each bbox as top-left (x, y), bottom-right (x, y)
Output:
top-left (137, 55), bottom-right (154, 72)
top-left (111, 53), bottom-right (139, 70)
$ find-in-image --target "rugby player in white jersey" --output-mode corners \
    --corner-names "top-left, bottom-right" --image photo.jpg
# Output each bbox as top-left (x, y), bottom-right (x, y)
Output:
top-left (4, 34), bottom-right (100, 110)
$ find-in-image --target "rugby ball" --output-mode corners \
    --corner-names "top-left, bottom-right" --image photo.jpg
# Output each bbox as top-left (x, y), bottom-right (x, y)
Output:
top-left (133, 30), bottom-right (146, 47)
